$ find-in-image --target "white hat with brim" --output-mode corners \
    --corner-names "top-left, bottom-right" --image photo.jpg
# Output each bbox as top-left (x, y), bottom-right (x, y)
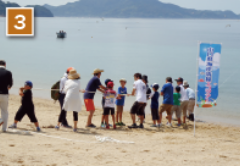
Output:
top-left (119, 78), bottom-right (127, 83)
top-left (68, 69), bottom-right (80, 79)
top-left (93, 68), bottom-right (104, 75)
top-left (183, 81), bottom-right (189, 87)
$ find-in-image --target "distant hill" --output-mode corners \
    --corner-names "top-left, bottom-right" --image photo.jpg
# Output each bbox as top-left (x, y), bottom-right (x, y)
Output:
top-left (44, 0), bottom-right (240, 19)
top-left (0, 0), bottom-right (53, 17)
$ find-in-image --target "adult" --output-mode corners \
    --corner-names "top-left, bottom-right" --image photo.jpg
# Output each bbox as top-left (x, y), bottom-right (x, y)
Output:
top-left (0, 60), bottom-right (13, 132)
top-left (183, 81), bottom-right (195, 121)
top-left (128, 73), bottom-right (147, 129)
top-left (58, 67), bottom-right (73, 128)
top-left (142, 75), bottom-right (151, 120)
top-left (56, 69), bottom-right (82, 132)
top-left (84, 69), bottom-right (106, 128)
top-left (175, 77), bottom-right (189, 125)
top-left (159, 77), bottom-right (174, 127)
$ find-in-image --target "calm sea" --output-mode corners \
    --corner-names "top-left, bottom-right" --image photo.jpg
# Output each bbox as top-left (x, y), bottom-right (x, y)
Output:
top-left (0, 18), bottom-right (240, 126)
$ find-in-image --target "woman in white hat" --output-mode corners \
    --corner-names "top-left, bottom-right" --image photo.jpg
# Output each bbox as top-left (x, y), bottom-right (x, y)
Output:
top-left (56, 69), bottom-right (82, 132)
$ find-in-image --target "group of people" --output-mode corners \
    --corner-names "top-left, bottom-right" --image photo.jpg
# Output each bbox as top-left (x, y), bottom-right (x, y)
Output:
top-left (0, 59), bottom-right (196, 133)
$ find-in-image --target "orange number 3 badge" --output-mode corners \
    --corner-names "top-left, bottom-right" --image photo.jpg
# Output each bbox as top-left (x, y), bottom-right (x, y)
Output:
top-left (6, 7), bottom-right (34, 36)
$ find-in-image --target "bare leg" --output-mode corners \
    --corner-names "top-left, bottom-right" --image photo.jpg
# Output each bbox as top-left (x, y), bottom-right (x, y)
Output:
top-left (139, 115), bottom-right (144, 124)
top-left (159, 112), bottom-right (162, 123)
top-left (183, 116), bottom-right (186, 124)
top-left (131, 114), bottom-right (136, 124)
top-left (73, 121), bottom-right (77, 129)
top-left (34, 122), bottom-right (39, 128)
top-left (105, 115), bottom-right (109, 127)
top-left (112, 115), bottom-right (115, 125)
top-left (120, 112), bottom-right (123, 122)
top-left (116, 112), bottom-right (119, 123)
top-left (87, 110), bottom-right (95, 126)
top-left (178, 118), bottom-right (182, 124)
top-left (168, 115), bottom-right (172, 123)
top-left (153, 120), bottom-right (156, 125)
top-left (101, 115), bottom-right (105, 123)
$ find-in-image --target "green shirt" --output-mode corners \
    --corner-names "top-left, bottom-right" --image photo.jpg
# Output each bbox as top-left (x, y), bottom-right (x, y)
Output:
top-left (173, 93), bottom-right (181, 106)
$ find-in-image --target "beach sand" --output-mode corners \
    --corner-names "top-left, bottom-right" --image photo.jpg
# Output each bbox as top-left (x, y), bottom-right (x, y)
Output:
top-left (0, 95), bottom-right (240, 166)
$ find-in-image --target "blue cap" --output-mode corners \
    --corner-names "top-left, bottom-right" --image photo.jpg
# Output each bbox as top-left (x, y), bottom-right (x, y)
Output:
top-left (25, 81), bottom-right (33, 87)
top-left (105, 79), bottom-right (113, 86)
top-left (151, 83), bottom-right (159, 90)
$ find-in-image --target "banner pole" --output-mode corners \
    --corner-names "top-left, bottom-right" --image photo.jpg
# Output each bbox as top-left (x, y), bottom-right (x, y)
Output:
top-left (194, 41), bottom-right (201, 137)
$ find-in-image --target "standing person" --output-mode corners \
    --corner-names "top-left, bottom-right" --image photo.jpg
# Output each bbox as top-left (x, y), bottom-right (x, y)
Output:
top-left (101, 79), bottom-right (113, 128)
top-left (175, 77), bottom-right (189, 125)
top-left (171, 86), bottom-right (182, 126)
top-left (103, 82), bottom-right (118, 129)
top-left (115, 78), bottom-right (128, 126)
top-left (58, 67), bottom-right (74, 128)
top-left (84, 69), bottom-right (106, 128)
top-left (142, 75), bottom-right (151, 121)
top-left (56, 69), bottom-right (82, 132)
top-left (9, 81), bottom-right (41, 131)
top-left (128, 73), bottom-right (147, 129)
top-left (149, 83), bottom-right (160, 127)
top-left (183, 81), bottom-right (195, 121)
top-left (0, 60), bottom-right (13, 132)
top-left (159, 77), bottom-right (174, 127)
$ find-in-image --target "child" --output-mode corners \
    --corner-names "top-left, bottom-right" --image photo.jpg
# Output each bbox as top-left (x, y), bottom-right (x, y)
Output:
top-left (103, 82), bottom-right (117, 129)
top-left (9, 81), bottom-right (41, 131)
top-left (101, 79), bottom-right (113, 128)
top-left (149, 83), bottom-right (160, 127)
top-left (171, 86), bottom-right (182, 127)
top-left (116, 78), bottom-right (128, 126)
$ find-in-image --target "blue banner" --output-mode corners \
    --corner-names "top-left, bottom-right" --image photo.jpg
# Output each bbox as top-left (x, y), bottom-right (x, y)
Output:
top-left (197, 43), bottom-right (221, 108)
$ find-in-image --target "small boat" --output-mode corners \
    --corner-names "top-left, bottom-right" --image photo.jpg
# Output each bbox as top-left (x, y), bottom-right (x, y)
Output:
top-left (56, 32), bottom-right (67, 38)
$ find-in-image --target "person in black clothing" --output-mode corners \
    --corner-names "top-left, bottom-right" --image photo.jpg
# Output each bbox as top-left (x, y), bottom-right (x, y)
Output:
top-left (142, 75), bottom-right (151, 120)
top-left (0, 60), bottom-right (13, 132)
top-left (8, 81), bottom-right (41, 132)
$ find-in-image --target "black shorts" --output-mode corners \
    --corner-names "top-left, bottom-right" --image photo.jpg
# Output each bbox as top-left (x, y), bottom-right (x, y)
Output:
top-left (151, 108), bottom-right (160, 120)
top-left (15, 105), bottom-right (38, 123)
top-left (130, 102), bottom-right (146, 116)
top-left (103, 107), bottom-right (115, 115)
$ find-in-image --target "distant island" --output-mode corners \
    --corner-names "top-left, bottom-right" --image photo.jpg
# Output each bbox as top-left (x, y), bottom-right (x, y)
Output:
top-left (44, 0), bottom-right (240, 19)
top-left (0, 1), bottom-right (53, 17)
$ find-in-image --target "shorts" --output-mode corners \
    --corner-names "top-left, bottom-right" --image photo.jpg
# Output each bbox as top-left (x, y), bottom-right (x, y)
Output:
top-left (117, 105), bottom-right (124, 113)
top-left (171, 105), bottom-right (181, 119)
top-left (84, 99), bottom-right (95, 111)
top-left (188, 100), bottom-right (195, 115)
top-left (103, 107), bottom-right (115, 115)
top-left (15, 105), bottom-right (38, 123)
top-left (130, 102), bottom-right (146, 116)
top-left (180, 101), bottom-right (189, 116)
top-left (159, 104), bottom-right (173, 116)
top-left (151, 108), bottom-right (159, 120)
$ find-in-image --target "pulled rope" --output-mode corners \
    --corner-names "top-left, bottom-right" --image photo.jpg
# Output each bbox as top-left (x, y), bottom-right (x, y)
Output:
top-left (95, 136), bottom-right (134, 144)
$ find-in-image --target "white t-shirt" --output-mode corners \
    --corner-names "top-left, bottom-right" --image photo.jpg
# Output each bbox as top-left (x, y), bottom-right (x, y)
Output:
top-left (179, 84), bottom-right (189, 101)
top-left (133, 79), bottom-right (147, 103)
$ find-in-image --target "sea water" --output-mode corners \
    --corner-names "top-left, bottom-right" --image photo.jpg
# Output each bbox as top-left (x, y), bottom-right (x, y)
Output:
top-left (0, 18), bottom-right (239, 125)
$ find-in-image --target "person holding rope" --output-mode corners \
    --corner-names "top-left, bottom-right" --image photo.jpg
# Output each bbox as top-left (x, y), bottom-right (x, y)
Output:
top-left (128, 73), bottom-right (147, 129)
top-left (84, 69), bottom-right (106, 128)
top-left (0, 60), bottom-right (13, 132)
top-left (56, 69), bottom-right (82, 132)
top-left (58, 67), bottom-right (74, 128)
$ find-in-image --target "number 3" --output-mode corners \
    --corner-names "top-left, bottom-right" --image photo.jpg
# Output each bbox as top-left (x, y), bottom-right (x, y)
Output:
top-left (14, 15), bottom-right (26, 30)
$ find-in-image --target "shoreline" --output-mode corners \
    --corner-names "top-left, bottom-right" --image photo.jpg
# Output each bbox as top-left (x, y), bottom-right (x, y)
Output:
top-left (0, 94), bottom-right (240, 165)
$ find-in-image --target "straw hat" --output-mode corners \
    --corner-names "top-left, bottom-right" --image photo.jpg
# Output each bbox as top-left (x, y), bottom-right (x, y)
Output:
top-left (119, 78), bottom-right (127, 83)
top-left (68, 69), bottom-right (80, 79)
top-left (183, 81), bottom-right (189, 87)
top-left (93, 68), bottom-right (104, 75)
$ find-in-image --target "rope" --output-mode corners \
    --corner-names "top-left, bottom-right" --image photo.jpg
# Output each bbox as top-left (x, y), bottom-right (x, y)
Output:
top-left (95, 136), bottom-right (134, 144)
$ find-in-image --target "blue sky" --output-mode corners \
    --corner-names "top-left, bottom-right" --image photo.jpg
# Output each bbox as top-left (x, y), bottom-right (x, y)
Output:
top-left (8, 0), bottom-right (240, 14)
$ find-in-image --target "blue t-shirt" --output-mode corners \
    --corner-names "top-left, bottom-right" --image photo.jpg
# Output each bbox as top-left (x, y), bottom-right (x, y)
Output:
top-left (84, 76), bottom-right (102, 99)
top-left (116, 87), bottom-right (127, 106)
top-left (151, 91), bottom-right (159, 109)
top-left (161, 83), bottom-right (173, 105)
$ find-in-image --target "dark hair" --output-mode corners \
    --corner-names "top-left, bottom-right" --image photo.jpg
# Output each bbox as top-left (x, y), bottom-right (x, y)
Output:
top-left (94, 73), bottom-right (100, 76)
top-left (166, 77), bottom-right (173, 83)
top-left (175, 86), bottom-right (181, 93)
top-left (134, 73), bottom-right (142, 79)
top-left (0, 60), bottom-right (6, 66)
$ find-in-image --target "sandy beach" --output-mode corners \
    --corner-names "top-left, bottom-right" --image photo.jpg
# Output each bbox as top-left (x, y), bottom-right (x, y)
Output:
top-left (0, 94), bottom-right (240, 166)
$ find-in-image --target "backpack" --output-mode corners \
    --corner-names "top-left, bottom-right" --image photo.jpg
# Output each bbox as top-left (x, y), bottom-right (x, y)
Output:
top-left (51, 81), bottom-right (60, 101)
